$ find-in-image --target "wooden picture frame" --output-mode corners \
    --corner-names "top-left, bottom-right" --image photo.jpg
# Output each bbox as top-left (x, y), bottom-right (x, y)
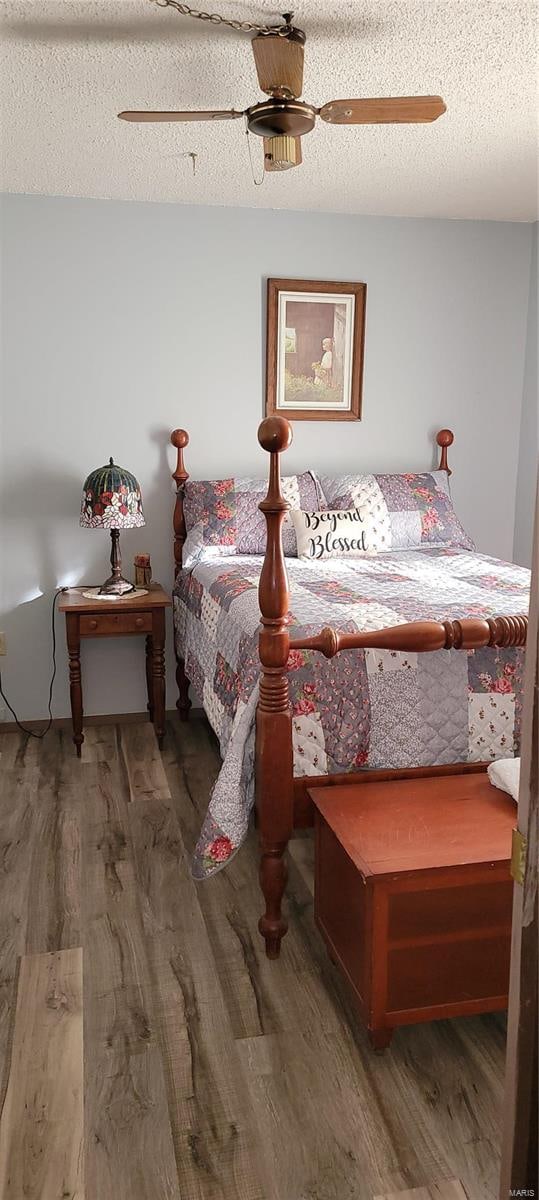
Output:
top-left (265, 277), bottom-right (366, 422)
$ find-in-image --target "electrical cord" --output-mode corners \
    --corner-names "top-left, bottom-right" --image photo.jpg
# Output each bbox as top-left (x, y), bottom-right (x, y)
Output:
top-left (0, 587), bottom-right (68, 740)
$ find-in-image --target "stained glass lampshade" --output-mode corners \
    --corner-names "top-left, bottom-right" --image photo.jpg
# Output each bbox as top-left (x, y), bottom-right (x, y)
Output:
top-left (80, 458), bottom-right (145, 595)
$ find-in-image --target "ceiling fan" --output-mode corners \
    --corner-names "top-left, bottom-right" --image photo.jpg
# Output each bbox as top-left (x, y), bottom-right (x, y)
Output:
top-left (118, 9), bottom-right (446, 173)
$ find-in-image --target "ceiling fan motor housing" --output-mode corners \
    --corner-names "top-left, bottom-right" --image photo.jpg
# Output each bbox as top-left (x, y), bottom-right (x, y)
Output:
top-left (246, 98), bottom-right (316, 138)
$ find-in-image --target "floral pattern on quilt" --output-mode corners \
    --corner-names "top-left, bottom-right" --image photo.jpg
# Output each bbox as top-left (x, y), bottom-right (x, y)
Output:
top-left (173, 548), bottom-right (529, 877)
top-left (183, 471), bottom-right (323, 567)
top-left (185, 477), bottom-right (237, 549)
top-left (319, 470), bottom-right (474, 552)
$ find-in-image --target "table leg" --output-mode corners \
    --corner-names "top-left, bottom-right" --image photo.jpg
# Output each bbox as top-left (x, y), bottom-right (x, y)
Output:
top-left (151, 610), bottom-right (166, 749)
top-left (66, 613), bottom-right (84, 757)
top-left (145, 635), bottom-right (154, 723)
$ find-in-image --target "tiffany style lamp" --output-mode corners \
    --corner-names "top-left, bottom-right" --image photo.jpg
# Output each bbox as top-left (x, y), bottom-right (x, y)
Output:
top-left (80, 458), bottom-right (145, 595)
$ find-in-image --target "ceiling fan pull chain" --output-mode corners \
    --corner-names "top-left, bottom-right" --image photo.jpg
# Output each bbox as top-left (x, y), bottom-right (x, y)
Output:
top-left (149, 0), bottom-right (290, 35)
top-left (245, 123), bottom-right (265, 186)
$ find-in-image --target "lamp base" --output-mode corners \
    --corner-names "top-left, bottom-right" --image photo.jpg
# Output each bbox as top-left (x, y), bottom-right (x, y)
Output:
top-left (98, 528), bottom-right (135, 596)
top-left (98, 574), bottom-right (135, 597)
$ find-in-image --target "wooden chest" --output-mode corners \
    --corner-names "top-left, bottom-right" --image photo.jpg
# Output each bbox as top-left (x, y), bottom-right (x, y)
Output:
top-left (310, 771), bottom-right (515, 1050)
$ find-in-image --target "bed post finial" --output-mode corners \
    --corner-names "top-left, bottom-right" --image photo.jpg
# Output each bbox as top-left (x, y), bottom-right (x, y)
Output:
top-left (436, 428), bottom-right (454, 476)
top-left (171, 429), bottom-right (191, 721)
top-left (256, 416), bottom-right (294, 959)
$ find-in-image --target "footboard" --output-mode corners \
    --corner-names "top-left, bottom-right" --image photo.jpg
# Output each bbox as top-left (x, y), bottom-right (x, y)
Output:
top-left (255, 415), bottom-right (528, 958)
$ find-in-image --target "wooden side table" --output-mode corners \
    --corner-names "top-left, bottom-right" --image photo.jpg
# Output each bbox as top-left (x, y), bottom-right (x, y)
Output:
top-left (58, 584), bottom-right (172, 756)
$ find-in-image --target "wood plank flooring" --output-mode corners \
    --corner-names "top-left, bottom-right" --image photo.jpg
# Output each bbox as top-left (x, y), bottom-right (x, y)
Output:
top-left (0, 948), bottom-right (84, 1199)
top-left (374, 1184), bottom-right (469, 1200)
top-left (0, 717), bottom-right (506, 1200)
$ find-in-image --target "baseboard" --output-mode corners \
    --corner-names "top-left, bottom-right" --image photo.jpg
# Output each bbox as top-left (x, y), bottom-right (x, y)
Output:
top-left (0, 708), bottom-right (205, 734)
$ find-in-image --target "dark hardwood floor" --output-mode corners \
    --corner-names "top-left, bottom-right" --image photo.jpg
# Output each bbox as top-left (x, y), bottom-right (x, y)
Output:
top-left (0, 717), bottom-right (505, 1199)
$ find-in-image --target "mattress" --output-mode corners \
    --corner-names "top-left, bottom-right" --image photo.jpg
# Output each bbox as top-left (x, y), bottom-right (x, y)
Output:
top-left (173, 548), bottom-right (529, 876)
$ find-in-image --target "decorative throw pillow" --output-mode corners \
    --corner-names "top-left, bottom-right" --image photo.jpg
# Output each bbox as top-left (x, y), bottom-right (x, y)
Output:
top-left (291, 507), bottom-right (390, 560)
top-left (182, 471), bottom-right (323, 568)
top-left (319, 470), bottom-right (474, 551)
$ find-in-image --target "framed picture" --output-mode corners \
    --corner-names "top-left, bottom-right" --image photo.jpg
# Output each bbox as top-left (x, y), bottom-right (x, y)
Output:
top-left (266, 278), bottom-right (366, 421)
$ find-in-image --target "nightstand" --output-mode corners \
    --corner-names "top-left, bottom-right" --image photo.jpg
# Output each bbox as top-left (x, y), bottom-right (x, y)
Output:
top-left (58, 584), bottom-right (172, 756)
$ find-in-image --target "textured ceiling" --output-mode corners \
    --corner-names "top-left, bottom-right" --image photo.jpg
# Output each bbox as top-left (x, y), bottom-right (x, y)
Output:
top-left (1, 0), bottom-right (537, 220)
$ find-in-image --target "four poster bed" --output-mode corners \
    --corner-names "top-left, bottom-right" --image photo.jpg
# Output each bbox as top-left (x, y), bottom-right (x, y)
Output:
top-left (170, 421), bottom-right (529, 965)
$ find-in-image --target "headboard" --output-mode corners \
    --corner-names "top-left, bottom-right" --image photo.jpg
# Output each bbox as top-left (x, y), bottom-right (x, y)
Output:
top-left (170, 426), bottom-right (455, 576)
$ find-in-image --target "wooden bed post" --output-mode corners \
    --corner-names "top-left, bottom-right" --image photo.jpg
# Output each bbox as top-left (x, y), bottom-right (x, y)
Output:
top-left (436, 428), bottom-right (454, 475)
top-left (171, 429), bottom-right (191, 721)
top-left (256, 416), bottom-right (294, 959)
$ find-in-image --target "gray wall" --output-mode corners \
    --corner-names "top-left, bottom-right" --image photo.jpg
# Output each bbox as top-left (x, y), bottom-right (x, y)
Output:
top-left (0, 193), bottom-right (534, 720)
top-left (513, 222), bottom-right (538, 566)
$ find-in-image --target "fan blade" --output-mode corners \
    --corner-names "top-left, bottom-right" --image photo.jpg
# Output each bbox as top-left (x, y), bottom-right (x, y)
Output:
top-left (251, 33), bottom-right (304, 99)
top-left (319, 96), bottom-right (447, 125)
top-left (118, 109), bottom-right (245, 123)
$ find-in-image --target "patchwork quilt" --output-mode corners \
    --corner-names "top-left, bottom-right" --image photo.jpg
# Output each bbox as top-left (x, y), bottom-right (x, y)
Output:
top-left (173, 548), bottom-right (530, 878)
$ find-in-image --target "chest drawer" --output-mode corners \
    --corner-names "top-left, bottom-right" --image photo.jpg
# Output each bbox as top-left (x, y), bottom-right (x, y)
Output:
top-left (80, 611), bottom-right (152, 637)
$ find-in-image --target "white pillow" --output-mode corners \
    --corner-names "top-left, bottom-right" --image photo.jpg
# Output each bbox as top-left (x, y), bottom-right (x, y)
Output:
top-left (290, 507), bottom-right (390, 560)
